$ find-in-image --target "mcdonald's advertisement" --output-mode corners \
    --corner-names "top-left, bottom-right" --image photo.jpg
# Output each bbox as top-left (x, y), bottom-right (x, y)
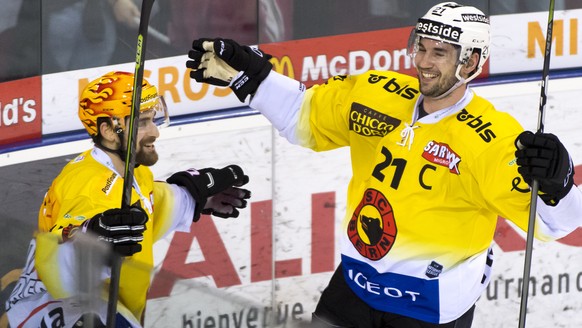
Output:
top-left (260, 26), bottom-right (417, 88)
top-left (0, 77), bottom-right (41, 146)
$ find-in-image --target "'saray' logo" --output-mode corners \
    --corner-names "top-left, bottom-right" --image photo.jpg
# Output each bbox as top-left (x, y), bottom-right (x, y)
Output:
top-left (422, 141), bottom-right (461, 174)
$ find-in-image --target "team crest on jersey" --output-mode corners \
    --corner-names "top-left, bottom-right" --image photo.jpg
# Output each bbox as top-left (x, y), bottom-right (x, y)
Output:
top-left (422, 141), bottom-right (461, 175)
top-left (349, 102), bottom-right (401, 137)
top-left (348, 188), bottom-right (397, 260)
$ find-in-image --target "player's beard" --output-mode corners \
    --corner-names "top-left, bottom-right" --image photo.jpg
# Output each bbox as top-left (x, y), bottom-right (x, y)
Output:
top-left (419, 73), bottom-right (459, 98)
top-left (135, 136), bottom-right (159, 166)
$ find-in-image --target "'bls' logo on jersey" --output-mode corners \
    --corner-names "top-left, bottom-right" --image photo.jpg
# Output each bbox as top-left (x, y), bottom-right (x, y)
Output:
top-left (422, 141), bottom-right (462, 175)
top-left (368, 75), bottom-right (419, 100)
top-left (456, 109), bottom-right (496, 142)
top-left (348, 189), bottom-right (397, 261)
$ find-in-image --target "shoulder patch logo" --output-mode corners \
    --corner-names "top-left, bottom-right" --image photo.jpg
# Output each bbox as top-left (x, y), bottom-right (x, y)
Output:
top-left (348, 188), bottom-right (397, 260)
top-left (350, 102), bottom-right (401, 137)
top-left (422, 141), bottom-right (461, 175)
top-left (72, 155), bottom-right (85, 163)
top-left (425, 261), bottom-right (444, 278)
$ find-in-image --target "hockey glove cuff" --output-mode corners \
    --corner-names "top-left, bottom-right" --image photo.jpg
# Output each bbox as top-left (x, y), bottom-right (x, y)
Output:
top-left (187, 38), bottom-right (273, 102)
top-left (515, 131), bottom-right (575, 206)
top-left (167, 165), bottom-right (251, 221)
top-left (82, 206), bottom-right (148, 257)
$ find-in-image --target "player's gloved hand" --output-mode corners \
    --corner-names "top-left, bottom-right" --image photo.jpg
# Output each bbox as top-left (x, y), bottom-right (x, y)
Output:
top-left (202, 185), bottom-right (251, 219)
top-left (82, 206), bottom-right (148, 256)
top-left (186, 38), bottom-right (273, 102)
top-left (167, 165), bottom-right (251, 221)
top-left (515, 131), bottom-right (575, 206)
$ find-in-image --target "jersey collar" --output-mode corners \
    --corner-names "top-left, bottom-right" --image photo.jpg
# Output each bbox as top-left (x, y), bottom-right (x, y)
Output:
top-left (413, 88), bottom-right (474, 124)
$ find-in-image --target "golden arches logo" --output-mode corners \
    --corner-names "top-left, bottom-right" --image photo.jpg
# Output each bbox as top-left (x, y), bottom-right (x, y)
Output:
top-left (270, 56), bottom-right (295, 79)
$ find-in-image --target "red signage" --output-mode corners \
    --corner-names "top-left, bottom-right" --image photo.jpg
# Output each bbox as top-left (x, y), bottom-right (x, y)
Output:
top-left (0, 77), bottom-right (42, 146)
top-left (261, 27), bottom-right (416, 87)
top-left (261, 27), bottom-right (490, 88)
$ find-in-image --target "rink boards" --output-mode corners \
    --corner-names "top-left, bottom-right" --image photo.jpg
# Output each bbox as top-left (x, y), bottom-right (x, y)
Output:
top-left (1, 75), bottom-right (581, 327)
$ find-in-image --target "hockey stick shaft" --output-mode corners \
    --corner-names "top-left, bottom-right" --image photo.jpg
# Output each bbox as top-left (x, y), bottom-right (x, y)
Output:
top-left (107, 0), bottom-right (155, 326)
top-left (518, 0), bottom-right (555, 327)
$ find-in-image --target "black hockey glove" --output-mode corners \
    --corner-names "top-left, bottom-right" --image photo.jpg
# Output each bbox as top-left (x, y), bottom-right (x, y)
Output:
top-left (515, 131), bottom-right (575, 206)
top-left (186, 38), bottom-right (273, 102)
top-left (82, 206), bottom-right (148, 257)
top-left (167, 165), bottom-right (251, 221)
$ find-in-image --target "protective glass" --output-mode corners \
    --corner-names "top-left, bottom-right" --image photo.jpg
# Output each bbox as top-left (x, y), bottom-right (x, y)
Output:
top-left (407, 30), bottom-right (462, 66)
top-left (406, 28), bottom-right (419, 60)
top-left (151, 95), bottom-right (170, 129)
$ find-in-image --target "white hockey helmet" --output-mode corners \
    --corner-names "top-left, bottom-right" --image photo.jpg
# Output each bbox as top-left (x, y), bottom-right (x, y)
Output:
top-left (408, 2), bottom-right (490, 83)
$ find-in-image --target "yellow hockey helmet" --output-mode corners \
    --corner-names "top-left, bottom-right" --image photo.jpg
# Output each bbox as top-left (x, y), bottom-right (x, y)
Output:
top-left (79, 71), bottom-right (168, 136)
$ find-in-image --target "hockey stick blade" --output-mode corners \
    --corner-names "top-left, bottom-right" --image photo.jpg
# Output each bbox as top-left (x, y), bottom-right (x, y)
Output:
top-left (107, 0), bottom-right (155, 327)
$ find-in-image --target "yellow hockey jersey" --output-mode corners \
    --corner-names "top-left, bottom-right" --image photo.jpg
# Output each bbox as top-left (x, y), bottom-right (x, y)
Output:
top-left (7, 148), bottom-right (193, 327)
top-left (251, 70), bottom-right (581, 324)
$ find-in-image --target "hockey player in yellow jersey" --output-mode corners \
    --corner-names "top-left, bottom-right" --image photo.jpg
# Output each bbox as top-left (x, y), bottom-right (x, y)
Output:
top-left (6, 71), bottom-right (251, 327)
top-left (186, 2), bottom-right (582, 328)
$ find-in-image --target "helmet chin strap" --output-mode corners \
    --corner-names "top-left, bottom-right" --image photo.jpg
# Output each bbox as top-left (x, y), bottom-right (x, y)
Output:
top-left (434, 61), bottom-right (483, 100)
top-left (112, 129), bottom-right (140, 168)
top-left (96, 128), bottom-right (127, 162)
top-left (433, 64), bottom-right (466, 100)
top-left (115, 129), bottom-right (128, 162)
top-left (433, 78), bottom-right (465, 100)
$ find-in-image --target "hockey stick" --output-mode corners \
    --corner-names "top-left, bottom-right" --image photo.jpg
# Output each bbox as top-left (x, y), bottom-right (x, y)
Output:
top-left (518, 0), bottom-right (555, 327)
top-left (107, 0), bottom-right (155, 326)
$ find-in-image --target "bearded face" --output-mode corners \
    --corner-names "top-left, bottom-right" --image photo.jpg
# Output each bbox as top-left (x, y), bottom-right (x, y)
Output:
top-left (123, 109), bottom-right (160, 166)
top-left (134, 134), bottom-right (159, 166)
top-left (414, 38), bottom-right (461, 98)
